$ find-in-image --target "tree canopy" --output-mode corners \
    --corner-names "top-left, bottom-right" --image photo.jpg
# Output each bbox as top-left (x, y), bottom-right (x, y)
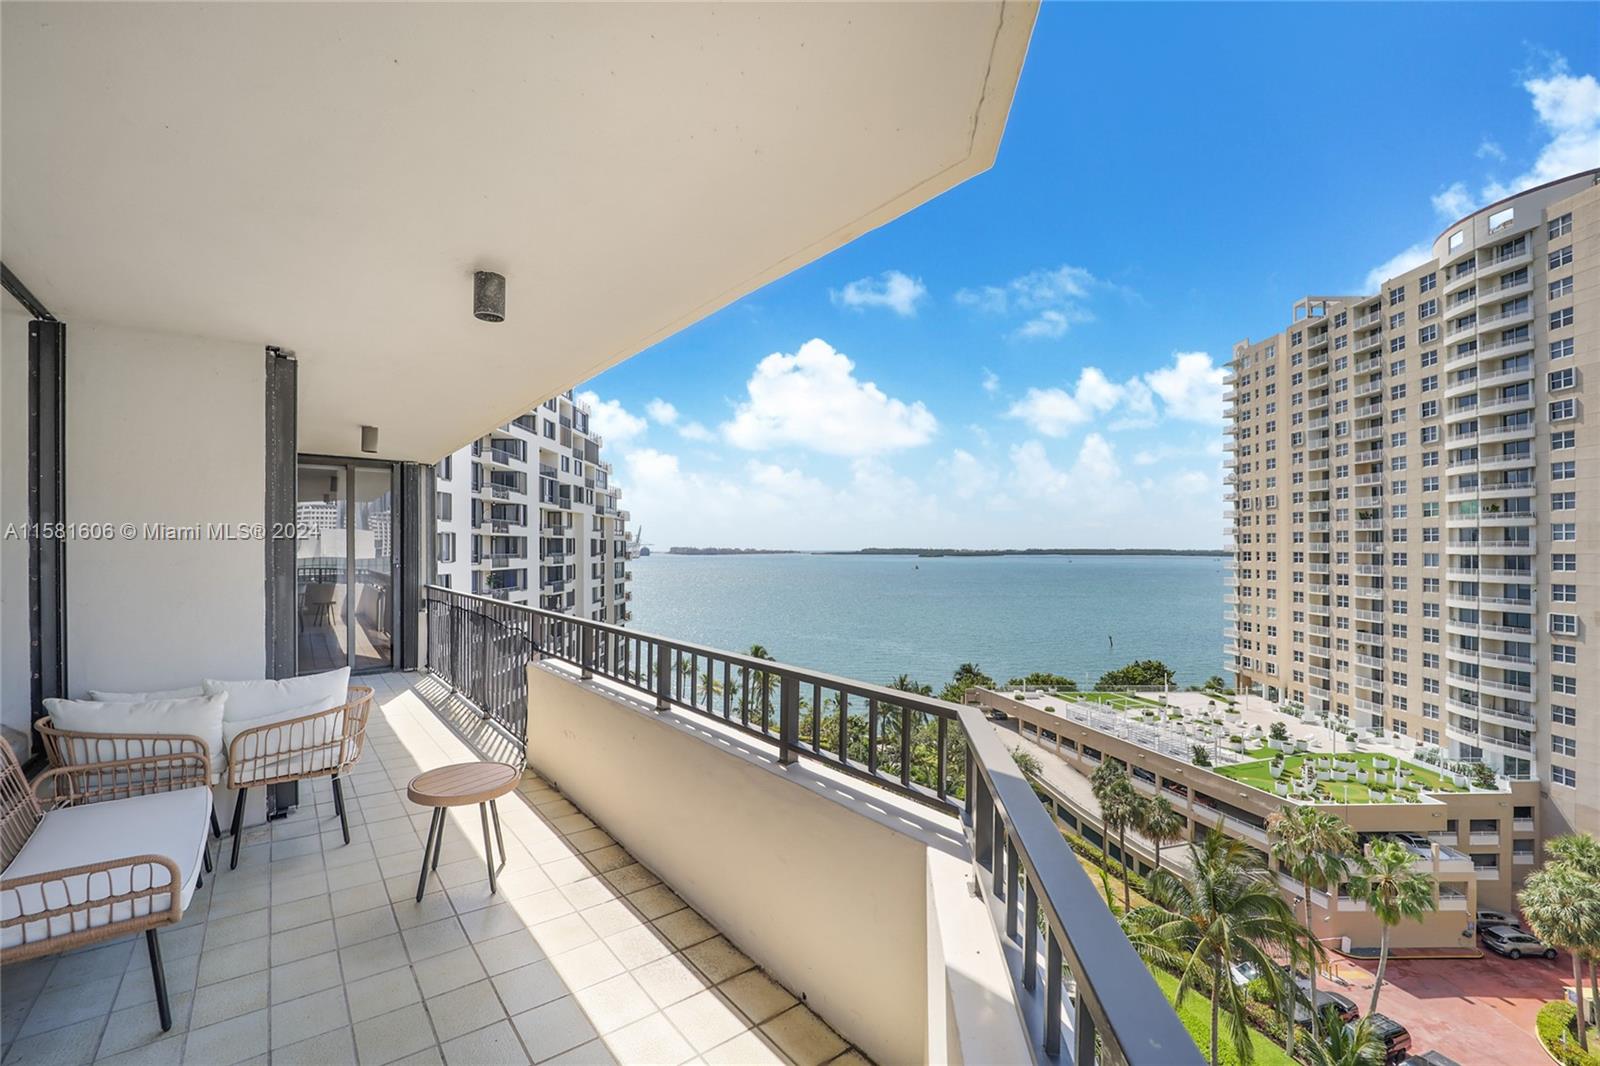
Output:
top-left (1097, 659), bottom-right (1177, 689)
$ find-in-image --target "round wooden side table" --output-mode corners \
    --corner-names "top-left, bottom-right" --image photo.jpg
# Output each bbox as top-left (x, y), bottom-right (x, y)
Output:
top-left (407, 761), bottom-right (520, 901)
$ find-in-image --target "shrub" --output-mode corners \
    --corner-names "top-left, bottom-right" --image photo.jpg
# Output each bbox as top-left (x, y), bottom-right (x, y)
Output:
top-left (1192, 745), bottom-right (1212, 767)
top-left (1469, 762), bottom-right (1498, 789)
top-left (1269, 721), bottom-right (1289, 741)
top-left (1537, 1001), bottom-right (1600, 1066)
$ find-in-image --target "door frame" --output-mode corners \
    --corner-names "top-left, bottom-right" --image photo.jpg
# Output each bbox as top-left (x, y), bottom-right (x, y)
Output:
top-left (296, 454), bottom-right (403, 675)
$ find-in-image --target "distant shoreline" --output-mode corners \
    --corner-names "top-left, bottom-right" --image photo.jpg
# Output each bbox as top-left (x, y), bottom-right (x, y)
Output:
top-left (663, 547), bottom-right (1228, 558)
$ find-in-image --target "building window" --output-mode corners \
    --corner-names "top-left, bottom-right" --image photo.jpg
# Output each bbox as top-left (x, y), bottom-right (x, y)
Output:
top-left (1552, 584), bottom-right (1577, 603)
top-left (1554, 736), bottom-right (1577, 758)
top-left (1553, 675), bottom-right (1578, 696)
top-left (436, 532), bottom-right (456, 563)
top-left (436, 455), bottom-right (453, 481)
top-left (1552, 492), bottom-right (1577, 511)
top-left (1551, 338), bottom-right (1574, 360)
top-left (1550, 399), bottom-right (1576, 421)
top-left (1550, 307), bottom-right (1574, 330)
top-left (1553, 523), bottom-right (1576, 541)
top-left (1422, 727), bottom-right (1440, 745)
top-left (1553, 430), bottom-right (1575, 450)
top-left (436, 492), bottom-right (452, 521)
top-left (1549, 368), bottom-right (1576, 392)
top-left (1388, 286), bottom-right (1406, 306)
top-left (1418, 325), bottom-right (1438, 344)
top-left (1553, 766), bottom-right (1577, 788)
top-left (1551, 614), bottom-right (1579, 636)
top-left (1553, 553), bottom-right (1577, 572)
top-left (1553, 705), bottom-right (1577, 727)
top-left (1553, 460), bottom-right (1577, 480)
top-left (1549, 245), bottom-right (1573, 269)
top-left (1549, 212), bottom-right (1573, 238)
top-left (1550, 277), bottom-right (1574, 300)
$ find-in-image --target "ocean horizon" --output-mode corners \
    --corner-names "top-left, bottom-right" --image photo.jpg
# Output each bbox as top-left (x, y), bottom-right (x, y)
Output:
top-left (625, 551), bottom-right (1227, 691)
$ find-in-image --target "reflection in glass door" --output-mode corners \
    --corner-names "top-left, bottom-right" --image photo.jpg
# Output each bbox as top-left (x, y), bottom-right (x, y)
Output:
top-left (295, 459), bottom-right (397, 674)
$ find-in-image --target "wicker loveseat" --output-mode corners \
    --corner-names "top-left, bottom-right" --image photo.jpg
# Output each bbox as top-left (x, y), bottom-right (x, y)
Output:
top-left (0, 740), bottom-right (212, 1031)
top-left (35, 682), bottom-right (373, 870)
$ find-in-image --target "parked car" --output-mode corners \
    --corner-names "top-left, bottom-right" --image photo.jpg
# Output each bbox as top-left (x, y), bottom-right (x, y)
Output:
top-left (1476, 908), bottom-right (1519, 928)
top-left (1228, 961), bottom-right (1263, 987)
top-left (1403, 1052), bottom-right (1463, 1066)
top-left (1480, 924), bottom-right (1557, 959)
top-left (1356, 1013), bottom-right (1413, 1064)
top-left (1292, 976), bottom-right (1360, 1024)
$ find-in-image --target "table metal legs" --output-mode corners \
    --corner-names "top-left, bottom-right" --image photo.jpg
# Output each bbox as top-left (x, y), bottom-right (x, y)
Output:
top-left (416, 802), bottom-right (508, 902)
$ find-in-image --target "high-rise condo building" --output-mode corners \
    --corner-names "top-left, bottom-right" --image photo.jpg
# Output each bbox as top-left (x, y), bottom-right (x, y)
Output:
top-left (1226, 169), bottom-right (1598, 839)
top-left (434, 390), bottom-right (632, 622)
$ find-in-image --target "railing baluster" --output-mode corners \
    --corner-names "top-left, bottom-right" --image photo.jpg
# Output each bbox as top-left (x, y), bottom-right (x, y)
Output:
top-left (837, 691), bottom-right (848, 766)
top-left (1075, 977), bottom-right (1097, 1066)
top-left (992, 807), bottom-right (1004, 897)
top-left (901, 706), bottom-right (913, 788)
top-left (867, 698), bottom-right (878, 775)
top-left (1023, 876), bottom-right (1038, 992)
top-left (811, 683), bottom-right (821, 752)
top-left (1005, 836), bottom-right (1019, 941)
top-left (1045, 930), bottom-right (1063, 1057)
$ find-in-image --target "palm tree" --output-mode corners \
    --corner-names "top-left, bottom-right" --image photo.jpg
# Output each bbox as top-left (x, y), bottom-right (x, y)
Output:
top-left (744, 644), bottom-right (777, 727)
top-left (1090, 760), bottom-right (1130, 871)
top-left (1268, 806), bottom-right (1356, 1044)
top-left (1349, 838), bottom-right (1436, 1016)
top-left (1101, 782), bottom-right (1139, 911)
top-left (1141, 795), bottom-right (1186, 873)
top-left (1546, 833), bottom-right (1600, 1017)
top-left (1303, 1016), bottom-right (1386, 1066)
top-left (1122, 832), bottom-right (1304, 1066)
top-left (1521, 862), bottom-right (1600, 1052)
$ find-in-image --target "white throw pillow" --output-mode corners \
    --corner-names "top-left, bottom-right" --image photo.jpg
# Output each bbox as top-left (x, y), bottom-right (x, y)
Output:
top-left (87, 686), bottom-right (205, 701)
top-left (42, 694), bottom-right (227, 778)
top-left (222, 700), bottom-right (349, 781)
top-left (203, 667), bottom-right (350, 724)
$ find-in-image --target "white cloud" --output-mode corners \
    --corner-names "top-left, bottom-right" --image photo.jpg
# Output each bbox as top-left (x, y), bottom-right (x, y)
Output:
top-left (1145, 352), bottom-right (1227, 423)
top-left (645, 399), bottom-right (678, 425)
top-left (678, 421), bottom-right (713, 442)
top-left (1430, 183), bottom-right (1475, 220)
top-left (1476, 139), bottom-right (1506, 162)
top-left (575, 391), bottom-right (647, 444)
top-left (1481, 59), bottom-right (1600, 202)
top-left (1005, 367), bottom-right (1127, 436)
top-left (981, 369), bottom-right (1000, 395)
top-left (941, 448), bottom-right (992, 499)
top-left (1363, 243), bottom-right (1434, 294)
top-left (830, 270), bottom-right (927, 317)
top-left (956, 264), bottom-right (1106, 340)
top-left (721, 338), bottom-right (937, 457)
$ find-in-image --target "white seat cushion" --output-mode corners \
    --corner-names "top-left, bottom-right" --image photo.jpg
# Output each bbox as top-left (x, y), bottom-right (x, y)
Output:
top-left (87, 686), bottom-right (205, 701)
top-left (43, 695), bottom-right (227, 782)
top-left (1, 787), bottom-right (211, 950)
top-left (224, 701), bottom-right (352, 784)
top-left (204, 667), bottom-right (350, 724)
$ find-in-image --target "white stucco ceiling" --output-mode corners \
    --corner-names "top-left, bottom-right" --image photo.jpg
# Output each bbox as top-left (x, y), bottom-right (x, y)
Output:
top-left (2, 1), bottom-right (1035, 461)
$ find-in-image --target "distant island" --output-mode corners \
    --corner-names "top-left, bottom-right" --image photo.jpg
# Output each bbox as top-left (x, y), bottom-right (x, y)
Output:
top-left (665, 546), bottom-right (1228, 558)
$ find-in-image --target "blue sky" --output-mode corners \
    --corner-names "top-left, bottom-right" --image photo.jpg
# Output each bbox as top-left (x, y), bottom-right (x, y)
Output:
top-left (582, 2), bottom-right (1599, 551)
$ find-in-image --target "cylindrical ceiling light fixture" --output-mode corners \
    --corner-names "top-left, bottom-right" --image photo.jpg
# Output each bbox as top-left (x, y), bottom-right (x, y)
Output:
top-left (361, 425), bottom-right (379, 454)
top-left (474, 270), bottom-right (506, 323)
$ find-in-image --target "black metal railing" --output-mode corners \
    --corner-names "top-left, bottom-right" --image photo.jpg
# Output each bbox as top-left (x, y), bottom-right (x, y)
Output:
top-left (422, 585), bottom-right (1197, 1066)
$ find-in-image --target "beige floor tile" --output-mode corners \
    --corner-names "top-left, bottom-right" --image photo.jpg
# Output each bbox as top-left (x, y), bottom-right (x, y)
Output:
top-left (340, 933), bottom-right (411, 983)
top-left (511, 996), bottom-right (598, 1063)
top-left (272, 1024), bottom-right (358, 1066)
top-left (490, 960), bottom-right (568, 1016)
top-left (539, 1038), bottom-right (618, 1066)
top-left (16, 974), bottom-right (118, 1039)
top-left (563, 828), bottom-right (614, 854)
top-left (603, 924), bottom-right (675, 969)
top-left (558, 877), bottom-right (618, 912)
top-left (271, 919), bottom-right (336, 965)
top-left (269, 950), bottom-right (343, 1002)
top-left (652, 909), bottom-right (717, 951)
top-left (571, 973), bottom-right (655, 1036)
top-left (395, 891), bottom-right (458, 931)
top-left (663, 989), bottom-right (751, 1055)
top-left (474, 930), bottom-right (547, 978)
top-left (196, 936), bottom-right (270, 988)
top-left (683, 937), bottom-right (754, 985)
top-left (717, 970), bottom-right (796, 1026)
top-left (630, 954), bottom-right (711, 1010)
top-left (760, 1006), bottom-right (847, 1066)
top-left (414, 946), bottom-right (488, 998)
top-left (331, 880), bottom-right (395, 919)
top-left (548, 941), bottom-right (624, 993)
top-left (44, 942), bottom-right (134, 991)
top-left (601, 864), bottom-right (659, 895)
top-left (540, 857), bottom-right (591, 887)
top-left (114, 952), bottom-right (199, 1012)
top-left (269, 987), bottom-right (349, 1048)
top-left (424, 979), bottom-right (506, 1043)
top-left (1, 1016), bottom-right (103, 1066)
top-left (580, 900), bottom-right (645, 940)
top-left (457, 902), bottom-right (530, 944)
top-left (582, 846), bottom-right (635, 875)
top-left (625, 885), bottom-right (686, 921)
top-left (335, 904), bottom-right (401, 948)
top-left (92, 1032), bottom-right (187, 1066)
top-left (188, 970), bottom-right (269, 1030)
top-left (529, 913), bottom-right (597, 957)
top-left (440, 1019), bottom-right (529, 1066)
top-left (700, 1028), bottom-right (790, 1066)
top-left (601, 1012), bottom-right (695, 1065)
top-left (347, 964), bottom-right (424, 1023)
top-left (94, 993), bottom-right (194, 1059)
top-left (352, 1003), bottom-right (439, 1066)
top-left (510, 888), bottom-right (578, 927)
top-left (183, 1007), bottom-right (269, 1066)
top-left (402, 918), bottom-right (470, 962)
top-left (271, 894), bottom-right (334, 932)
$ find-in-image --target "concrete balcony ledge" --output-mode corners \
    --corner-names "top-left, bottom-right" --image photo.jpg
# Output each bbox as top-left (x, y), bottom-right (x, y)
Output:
top-left (523, 660), bottom-right (1032, 1066)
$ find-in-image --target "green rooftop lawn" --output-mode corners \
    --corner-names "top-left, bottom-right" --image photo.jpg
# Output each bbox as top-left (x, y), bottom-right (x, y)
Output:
top-left (1076, 691), bottom-right (1165, 710)
top-left (1213, 750), bottom-right (1463, 803)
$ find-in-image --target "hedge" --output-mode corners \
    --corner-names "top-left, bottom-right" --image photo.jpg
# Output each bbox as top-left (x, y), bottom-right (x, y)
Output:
top-left (1538, 1001), bottom-right (1599, 1066)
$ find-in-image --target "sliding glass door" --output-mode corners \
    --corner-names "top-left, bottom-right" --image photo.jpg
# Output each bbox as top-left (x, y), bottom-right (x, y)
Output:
top-left (296, 458), bottom-right (398, 674)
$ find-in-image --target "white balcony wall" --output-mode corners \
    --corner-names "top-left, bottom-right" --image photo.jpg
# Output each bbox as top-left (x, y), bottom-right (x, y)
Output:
top-left (524, 662), bottom-right (1029, 1066)
top-left (1, 310), bottom-right (31, 734)
top-left (64, 319), bottom-right (266, 693)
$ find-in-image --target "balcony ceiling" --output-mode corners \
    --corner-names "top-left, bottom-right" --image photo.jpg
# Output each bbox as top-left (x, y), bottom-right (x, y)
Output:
top-left (2, 1), bottom-right (1036, 461)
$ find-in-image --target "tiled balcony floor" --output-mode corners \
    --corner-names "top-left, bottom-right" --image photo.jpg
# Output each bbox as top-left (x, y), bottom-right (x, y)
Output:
top-left (1, 672), bottom-right (870, 1066)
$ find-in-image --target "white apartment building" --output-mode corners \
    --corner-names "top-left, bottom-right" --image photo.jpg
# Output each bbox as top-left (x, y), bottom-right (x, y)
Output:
top-left (435, 390), bottom-right (632, 622)
top-left (1226, 169), bottom-right (1599, 839)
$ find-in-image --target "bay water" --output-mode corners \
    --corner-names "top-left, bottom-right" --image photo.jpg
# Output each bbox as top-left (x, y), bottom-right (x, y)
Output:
top-left (626, 553), bottom-right (1226, 691)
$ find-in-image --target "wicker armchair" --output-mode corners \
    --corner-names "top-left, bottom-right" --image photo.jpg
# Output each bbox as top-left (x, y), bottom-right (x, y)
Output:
top-left (223, 685), bottom-right (373, 869)
top-left (0, 740), bottom-right (212, 1032)
top-left (33, 718), bottom-right (223, 838)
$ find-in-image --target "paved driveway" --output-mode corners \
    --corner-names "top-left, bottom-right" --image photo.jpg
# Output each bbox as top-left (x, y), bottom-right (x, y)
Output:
top-left (1328, 948), bottom-right (1570, 1064)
